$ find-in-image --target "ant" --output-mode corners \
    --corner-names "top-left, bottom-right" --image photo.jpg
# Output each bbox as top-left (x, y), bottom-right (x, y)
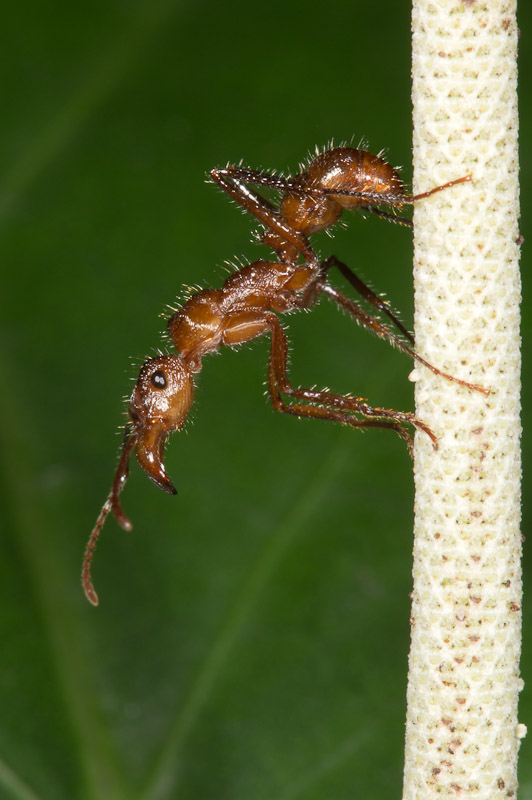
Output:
top-left (82, 144), bottom-right (488, 605)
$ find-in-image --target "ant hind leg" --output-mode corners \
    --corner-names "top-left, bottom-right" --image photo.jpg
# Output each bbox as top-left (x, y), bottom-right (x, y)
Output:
top-left (210, 166), bottom-right (316, 264)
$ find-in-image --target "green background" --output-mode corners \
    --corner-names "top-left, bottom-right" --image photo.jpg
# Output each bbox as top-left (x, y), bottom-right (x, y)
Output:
top-left (1, 2), bottom-right (530, 798)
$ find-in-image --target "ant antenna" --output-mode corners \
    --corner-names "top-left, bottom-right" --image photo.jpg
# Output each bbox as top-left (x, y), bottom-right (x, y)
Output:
top-left (82, 425), bottom-right (137, 606)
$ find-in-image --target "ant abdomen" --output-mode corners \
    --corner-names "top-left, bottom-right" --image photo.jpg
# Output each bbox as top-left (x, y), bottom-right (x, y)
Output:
top-left (306, 147), bottom-right (405, 208)
top-left (280, 147), bottom-right (405, 238)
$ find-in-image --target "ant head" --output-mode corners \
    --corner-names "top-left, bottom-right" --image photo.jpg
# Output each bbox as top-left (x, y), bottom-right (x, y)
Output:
top-left (129, 355), bottom-right (194, 495)
top-left (82, 354), bottom-right (194, 606)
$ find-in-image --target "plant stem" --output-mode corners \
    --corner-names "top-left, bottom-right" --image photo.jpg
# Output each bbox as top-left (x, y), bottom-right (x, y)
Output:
top-left (404, 1), bottom-right (524, 797)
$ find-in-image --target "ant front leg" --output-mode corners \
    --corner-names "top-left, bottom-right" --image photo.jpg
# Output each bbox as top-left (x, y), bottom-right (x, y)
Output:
top-left (262, 312), bottom-right (437, 457)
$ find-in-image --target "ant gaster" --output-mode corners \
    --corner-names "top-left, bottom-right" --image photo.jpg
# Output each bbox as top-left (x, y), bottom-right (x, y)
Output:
top-left (82, 145), bottom-right (488, 605)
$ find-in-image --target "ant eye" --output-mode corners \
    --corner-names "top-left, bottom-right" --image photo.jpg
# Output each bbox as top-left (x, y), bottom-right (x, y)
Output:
top-left (151, 369), bottom-right (167, 389)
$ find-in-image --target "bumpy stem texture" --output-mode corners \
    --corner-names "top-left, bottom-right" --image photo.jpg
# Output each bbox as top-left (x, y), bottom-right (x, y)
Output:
top-left (404, 1), bottom-right (524, 798)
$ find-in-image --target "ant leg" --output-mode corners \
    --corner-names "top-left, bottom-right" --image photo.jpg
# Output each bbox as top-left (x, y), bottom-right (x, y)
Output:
top-left (212, 167), bottom-right (293, 193)
top-left (215, 168), bottom-right (416, 227)
top-left (364, 206), bottom-right (413, 228)
top-left (406, 175), bottom-right (472, 203)
top-left (211, 167), bottom-right (471, 236)
top-left (322, 255), bottom-right (414, 344)
top-left (210, 167), bottom-right (316, 264)
top-left (321, 283), bottom-right (489, 395)
top-left (263, 312), bottom-right (436, 456)
top-left (312, 175), bottom-right (472, 208)
top-left (216, 169), bottom-right (407, 209)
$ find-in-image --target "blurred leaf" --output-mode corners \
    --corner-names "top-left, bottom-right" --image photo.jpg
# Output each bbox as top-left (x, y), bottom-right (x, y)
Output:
top-left (1, 1), bottom-right (530, 798)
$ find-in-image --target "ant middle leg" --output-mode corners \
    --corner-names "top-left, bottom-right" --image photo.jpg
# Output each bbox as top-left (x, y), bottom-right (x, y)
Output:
top-left (263, 312), bottom-right (437, 456)
top-left (320, 283), bottom-right (489, 396)
top-left (321, 255), bottom-right (414, 344)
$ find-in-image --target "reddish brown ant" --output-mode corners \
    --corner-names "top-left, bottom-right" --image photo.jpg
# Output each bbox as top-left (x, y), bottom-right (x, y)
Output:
top-left (82, 144), bottom-right (487, 605)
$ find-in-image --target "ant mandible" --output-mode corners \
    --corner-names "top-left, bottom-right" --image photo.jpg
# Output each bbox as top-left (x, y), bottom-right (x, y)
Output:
top-left (82, 144), bottom-right (488, 605)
